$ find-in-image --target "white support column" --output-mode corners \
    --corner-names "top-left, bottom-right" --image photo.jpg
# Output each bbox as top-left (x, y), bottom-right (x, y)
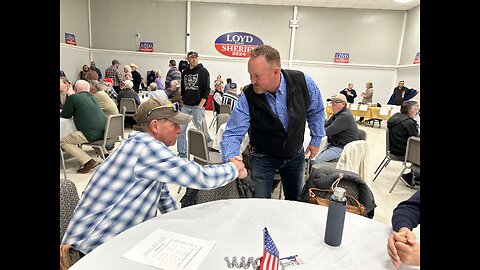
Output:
top-left (394, 11), bottom-right (408, 85)
top-left (288, 5), bottom-right (299, 69)
top-left (88, 0), bottom-right (92, 61)
top-left (186, 0), bottom-right (191, 54)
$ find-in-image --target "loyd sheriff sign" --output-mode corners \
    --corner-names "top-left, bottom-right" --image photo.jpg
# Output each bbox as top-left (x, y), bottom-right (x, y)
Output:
top-left (214, 32), bottom-right (263, 58)
top-left (334, 52), bottom-right (350, 63)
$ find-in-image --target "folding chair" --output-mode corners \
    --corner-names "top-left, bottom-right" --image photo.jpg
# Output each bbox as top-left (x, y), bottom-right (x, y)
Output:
top-left (372, 126), bottom-right (404, 182)
top-left (119, 98), bottom-right (137, 117)
top-left (216, 113), bottom-right (230, 132)
top-left (60, 147), bottom-right (68, 180)
top-left (177, 128), bottom-right (223, 194)
top-left (389, 136), bottom-right (420, 193)
top-left (358, 129), bottom-right (367, 140)
top-left (82, 114), bottom-right (125, 160)
top-left (200, 118), bottom-right (213, 148)
top-left (219, 104), bottom-right (231, 114)
top-left (60, 179), bottom-right (80, 242)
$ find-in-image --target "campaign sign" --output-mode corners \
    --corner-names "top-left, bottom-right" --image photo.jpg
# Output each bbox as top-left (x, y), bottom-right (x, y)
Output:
top-left (413, 52), bottom-right (420, 64)
top-left (214, 32), bottom-right (263, 58)
top-left (139, 42), bottom-right (153, 52)
top-left (65, 33), bottom-right (76, 46)
top-left (334, 52), bottom-right (349, 63)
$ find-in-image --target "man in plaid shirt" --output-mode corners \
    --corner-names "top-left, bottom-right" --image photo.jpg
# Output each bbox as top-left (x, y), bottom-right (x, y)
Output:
top-left (102, 77), bottom-right (118, 102)
top-left (60, 98), bottom-right (247, 266)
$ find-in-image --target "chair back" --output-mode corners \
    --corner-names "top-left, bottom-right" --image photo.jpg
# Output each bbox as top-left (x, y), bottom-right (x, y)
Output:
top-left (120, 105), bottom-right (126, 116)
top-left (336, 140), bottom-right (369, 181)
top-left (216, 113), bottom-right (230, 132)
top-left (301, 167), bottom-right (376, 218)
top-left (219, 104), bottom-right (231, 114)
top-left (385, 126), bottom-right (404, 162)
top-left (105, 114), bottom-right (125, 143)
top-left (200, 118), bottom-right (210, 139)
top-left (60, 179), bottom-right (79, 242)
top-left (82, 114), bottom-right (124, 159)
top-left (358, 129), bottom-right (367, 140)
top-left (187, 129), bottom-right (210, 164)
top-left (120, 98), bottom-right (137, 117)
top-left (405, 136), bottom-right (420, 167)
top-left (385, 126), bottom-right (390, 154)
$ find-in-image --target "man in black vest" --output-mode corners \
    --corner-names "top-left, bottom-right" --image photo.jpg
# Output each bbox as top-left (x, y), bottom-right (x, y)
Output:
top-left (220, 45), bottom-right (326, 201)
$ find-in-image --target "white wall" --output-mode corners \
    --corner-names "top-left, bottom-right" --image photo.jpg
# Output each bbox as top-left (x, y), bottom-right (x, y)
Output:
top-left (293, 62), bottom-right (396, 104)
top-left (60, 44), bottom-right (91, 82)
top-left (400, 6), bottom-right (420, 65)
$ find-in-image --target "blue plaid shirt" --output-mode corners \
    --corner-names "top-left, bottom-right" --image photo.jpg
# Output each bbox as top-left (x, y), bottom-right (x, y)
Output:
top-left (62, 131), bottom-right (238, 254)
top-left (105, 86), bottom-right (118, 100)
top-left (221, 72), bottom-right (325, 162)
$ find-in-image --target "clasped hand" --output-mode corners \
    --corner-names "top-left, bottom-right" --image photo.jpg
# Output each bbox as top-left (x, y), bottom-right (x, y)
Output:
top-left (387, 227), bottom-right (420, 268)
top-left (228, 156), bottom-right (248, 179)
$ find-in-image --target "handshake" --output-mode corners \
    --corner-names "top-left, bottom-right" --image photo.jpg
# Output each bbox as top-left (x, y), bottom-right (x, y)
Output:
top-left (228, 156), bottom-right (249, 179)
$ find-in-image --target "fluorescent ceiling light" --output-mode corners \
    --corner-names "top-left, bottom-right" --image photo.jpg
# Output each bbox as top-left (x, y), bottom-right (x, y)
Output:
top-left (393, 0), bottom-right (412, 3)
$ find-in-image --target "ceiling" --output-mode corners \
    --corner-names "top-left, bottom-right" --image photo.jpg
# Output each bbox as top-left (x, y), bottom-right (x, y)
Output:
top-left (165, 0), bottom-right (420, 11)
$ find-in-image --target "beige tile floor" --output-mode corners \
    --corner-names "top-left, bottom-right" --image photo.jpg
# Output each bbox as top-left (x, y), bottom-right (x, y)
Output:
top-left (60, 110), bottom-right (419, 236)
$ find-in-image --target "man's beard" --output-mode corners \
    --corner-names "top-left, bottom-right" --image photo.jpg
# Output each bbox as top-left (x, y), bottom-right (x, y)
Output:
top-left (253, 85), bottom-right (266, 94)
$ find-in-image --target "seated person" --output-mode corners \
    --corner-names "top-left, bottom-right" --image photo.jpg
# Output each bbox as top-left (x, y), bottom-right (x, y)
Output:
top-left (387, 190), bottom-right (420, 268)
top-left (168, 80), bottom-right (182, 107)
top-left (386, 99), bottom-right (420, 186)
top-left (213, 80), bottom-right (224, 115)
top-left (222, 82), bottom-right (240, 109)
top-left (60, 98), bottom-right (247, 268)
top-left (312, 94), bottom-right (358, 164)
top-left (60, 80), bottom-right (106, 174)
top-left (116, 79), bottom-right (141, 108)
top-left (148, 82), bottom-right (169, 101)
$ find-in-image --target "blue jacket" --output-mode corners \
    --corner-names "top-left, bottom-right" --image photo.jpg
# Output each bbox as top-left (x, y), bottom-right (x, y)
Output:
top-left (387, 88), bottom-right (417, 105)
top-left (392, 190), bottom-right (420, 231)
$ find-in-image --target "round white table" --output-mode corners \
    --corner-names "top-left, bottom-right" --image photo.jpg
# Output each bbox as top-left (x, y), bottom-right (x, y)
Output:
top-left (60, 117), bottom-right (77, 139)
top-left (70, 199), bottom-right (419, 270)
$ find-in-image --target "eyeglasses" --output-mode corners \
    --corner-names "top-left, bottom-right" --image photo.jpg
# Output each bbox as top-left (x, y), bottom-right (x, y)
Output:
top-left (147, 102), bottom-right (180, 115)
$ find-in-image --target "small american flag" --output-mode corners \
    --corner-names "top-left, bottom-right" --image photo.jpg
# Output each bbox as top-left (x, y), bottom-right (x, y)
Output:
top-left (259, 227), bottom-right (280, 270)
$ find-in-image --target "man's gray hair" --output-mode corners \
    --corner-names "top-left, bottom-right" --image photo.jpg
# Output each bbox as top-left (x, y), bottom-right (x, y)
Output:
top-left (170, 80), bottom-right (180, 87)
top-left (400, 99), bottom-right (418, 114)
top-left (75, 80), bottom-right (90, 92)
top-left (149, 82), bottom-right (158, 91)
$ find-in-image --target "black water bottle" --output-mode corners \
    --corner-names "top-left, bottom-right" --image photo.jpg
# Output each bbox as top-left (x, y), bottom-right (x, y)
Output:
top-left (324, 187), bottom-right (347, 246)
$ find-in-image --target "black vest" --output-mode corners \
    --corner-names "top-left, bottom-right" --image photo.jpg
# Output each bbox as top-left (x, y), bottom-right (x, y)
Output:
top-left (244, 69), bottom-right (310, 158)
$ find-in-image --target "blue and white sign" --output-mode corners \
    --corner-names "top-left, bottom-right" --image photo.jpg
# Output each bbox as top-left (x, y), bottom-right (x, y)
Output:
top-left (334, 52), bottom-right (349, 63)
top-left (214, 32), bottom-right (263, 58)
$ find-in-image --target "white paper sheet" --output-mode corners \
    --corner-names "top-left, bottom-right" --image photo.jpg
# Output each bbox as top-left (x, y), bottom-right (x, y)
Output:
top-left (379, 108), bottom-right (389, 116)
top-left (390, 105), bottom-right (401, 114)
top-left (359, 104), bottom-right (368, 111)
top-left (122, 228), bottom-right (216, 270)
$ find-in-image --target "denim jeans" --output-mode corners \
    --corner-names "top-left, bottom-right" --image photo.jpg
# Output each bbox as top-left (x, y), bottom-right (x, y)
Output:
top-left (312, 144), bottom-right (343, 164)
top-left (176, 104), bottom-right (211, 156)
top-left (249, 148), bottom-right (305, 201)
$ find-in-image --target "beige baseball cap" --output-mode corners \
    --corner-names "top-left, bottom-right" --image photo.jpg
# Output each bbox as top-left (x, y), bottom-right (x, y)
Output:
top-left (134, 98), bottom-right (192, 125)
top-left (327, 94), bottom-right (347, 104)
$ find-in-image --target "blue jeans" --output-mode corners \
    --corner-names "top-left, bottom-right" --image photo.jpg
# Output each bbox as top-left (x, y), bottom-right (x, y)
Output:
top-left (249, 148), bottom-right (305, 201)
top-left (312, 144), bottom-right (343, 164)
top-left (177, 104), bottom-right (211, 156)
